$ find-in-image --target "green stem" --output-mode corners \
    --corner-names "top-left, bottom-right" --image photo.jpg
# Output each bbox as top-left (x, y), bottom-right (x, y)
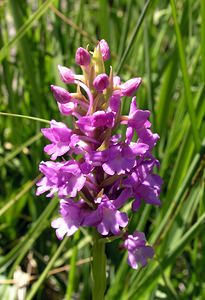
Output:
top-left (92, 231), bottom-right (106, 300)
top-left (0, 112), bottom-right (50, 123)
top-left (65, 230), bottom-right (80, 300)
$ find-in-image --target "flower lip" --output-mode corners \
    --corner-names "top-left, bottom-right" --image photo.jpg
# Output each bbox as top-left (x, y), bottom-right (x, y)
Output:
top-left (41, 120), bottom-right (73, 160)
top-left (75, 47), bottom-right (91, 66)
top-left (93, 73), bottom-right (109, 92)
top-left (123, 231), bottom-right (154, 269)
top-left (36, 160), bottom-right (86, 198)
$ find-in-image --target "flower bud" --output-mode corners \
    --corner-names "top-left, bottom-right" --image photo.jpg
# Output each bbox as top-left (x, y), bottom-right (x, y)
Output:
top-left (93, 73), bottom-right (109, 92)
top-left (58, 65), bottom-right (75, 83)
top-left (75, 47), bottom-right (91, 66)
top-left (109, 91), bottom-right (121, 113)
top-left (98, 39), bottom-right (110, 61)
top-left (121, 78), bottom-right (142, 97)
top-left (50, 85), bottom-right (72, 104)
top-left (58, 102), bottom-right (76, 116)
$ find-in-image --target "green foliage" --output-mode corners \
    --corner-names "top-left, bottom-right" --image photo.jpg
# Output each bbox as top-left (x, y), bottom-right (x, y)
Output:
top-left (0, 0), bottom-right (204, 299)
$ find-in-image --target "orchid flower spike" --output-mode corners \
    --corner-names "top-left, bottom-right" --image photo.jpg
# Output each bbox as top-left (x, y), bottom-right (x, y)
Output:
top-left (37, 39), bottom-right (162, 270)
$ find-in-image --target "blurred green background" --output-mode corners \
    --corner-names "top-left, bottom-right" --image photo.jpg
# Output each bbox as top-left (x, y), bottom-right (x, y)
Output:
top-left (0, 0), bottom-right (205, 299)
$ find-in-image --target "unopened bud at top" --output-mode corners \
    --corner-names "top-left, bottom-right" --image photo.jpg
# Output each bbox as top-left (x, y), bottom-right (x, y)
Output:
top-left (98, 39), bottom-right (110, 61)
top-left (121, 78), bottom-right (142, 97)
top-left (75, 47), bottom-right (91, 66)
top-left (51, 85), bottom-right (73, 104)
top-left (58, 65), bottom-right (75, 84)
top-left (93, 73), bottom-right (109, 92)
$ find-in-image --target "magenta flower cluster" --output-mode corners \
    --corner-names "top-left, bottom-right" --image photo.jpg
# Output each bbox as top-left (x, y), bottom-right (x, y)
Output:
top-left (36, 40), bottom-right (162, 269)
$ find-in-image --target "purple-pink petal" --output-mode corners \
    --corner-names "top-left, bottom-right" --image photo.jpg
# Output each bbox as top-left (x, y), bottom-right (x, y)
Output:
top-left (50, 85), bottom-right (73, 104)
top-left (41, 120), bottom-right (73, 160)
top-left (98, 39), bottom-right (110, 61)
top-left (77, 111), bottom-right (115, 133)
top-left (121, 78), bottom-right (142, 97)
top-left (58, 65), bottom-right (75, 83)
top-left (123, 231), bottom-right (154, 269)
top-left (36, 40), bottom-right (162, 272)
top-left (37, 160), bottom-right (86, 198)
top-left (102, 143), bottom-right (148, 176)
top-left (58, 102), bottom-right (76, 116)
top-left (97, 203), bottom-right (128, 236)
top-left (51, 217), bottom-right (79, 240)
top-left (75, 47), bottom-right (91, 66)
top-left (93, 74), bottom-right (109, 92)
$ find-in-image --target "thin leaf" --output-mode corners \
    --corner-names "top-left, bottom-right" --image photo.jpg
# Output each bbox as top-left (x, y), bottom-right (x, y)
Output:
top-left (0, 112), bottom-right (50, 123)
top-left (170, 0), bottom-right (201, 150)
top-left (65, 230), bottom-right (80, 300)
top-left (116, 0), bottom-right (153, 73)
top-left (0, 133), bottom-right (42, 167)
top-left (26, 237), bottom-right (68, 300)
top-left (0, 0), bottom-right (54, 62)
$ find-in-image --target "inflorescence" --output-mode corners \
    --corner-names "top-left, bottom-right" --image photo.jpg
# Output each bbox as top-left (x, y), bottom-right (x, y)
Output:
top-left (36, 40), bottom-right (162, 269)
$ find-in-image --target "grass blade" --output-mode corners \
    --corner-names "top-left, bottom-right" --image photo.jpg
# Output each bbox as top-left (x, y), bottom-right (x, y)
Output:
top-left (116, 0), bottom-right (153, 73)
top-left (127, 212), bottom-right (205, 299)
top-left (151, 138), bottom-right (205, 244)
top-left (26, 237), bottom-right (68, 300)
top-left (0, 197), bottom-right (58, 271)
top-left (65, 230), bottom-right (80, 300)
top-left (170, 0), bottom-right (201, 151)
top-left (0, 112), bottom-right (50, 123)
top-left (118, 0), bottom-right (133, 59)
top-left (0, 0), bottom-right (54, 62)
top-left (201, 0), bottom-right (205, 82)
top-left (98, 0), bottom-right (110, 43)
top-left (0, 177), bottom-right (39, 217)
top-left (0, 133), bottom-right (42, 167)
